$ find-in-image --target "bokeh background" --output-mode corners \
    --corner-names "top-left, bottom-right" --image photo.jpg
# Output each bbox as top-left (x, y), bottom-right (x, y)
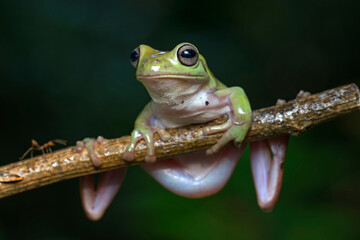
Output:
top-left (1, 0), bottom-right (359, 239)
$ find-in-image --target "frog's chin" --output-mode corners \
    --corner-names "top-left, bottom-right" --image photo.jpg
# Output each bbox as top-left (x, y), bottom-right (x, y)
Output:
top-left (142, 144), bottom-right (244, 198)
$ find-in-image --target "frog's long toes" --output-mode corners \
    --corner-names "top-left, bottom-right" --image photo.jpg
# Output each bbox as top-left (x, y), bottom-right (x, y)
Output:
top-left (203, 120), bottom-right (232, 135)
top-left (153, 127), bottom-right (171, 141)
top-left (202, 126), bottom-right (212, 135)
top-left (145, 154), bottom-right (156, 163)
top-left (96, 136), bottom-right (108, 145)
top-left (234, 140), bottom-right (243, 149)
top-left (202, 126), bottom-right (222, 135)
top-left (122, 151), bottom-right (135, 161)
top-left (76, 138), bottom-right (103, 168)
top-left (206, 147), bottom-right (217, 155)
top-left (86, 138), bottom-right (103, 168)
top-left (76, 141), bottom-right (85, 153)
top-left (160, 132), bottom-right (171, 141)
top-left (90, 155), bottom-right (103, 168)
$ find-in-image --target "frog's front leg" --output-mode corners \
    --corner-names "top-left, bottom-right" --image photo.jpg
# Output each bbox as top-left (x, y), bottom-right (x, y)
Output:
top-left (203, 87), bottom-right (252, 154)
top-left (123, 103), bottom-right (170, 163)
top-left (76, 137), bottom-right (127, 221)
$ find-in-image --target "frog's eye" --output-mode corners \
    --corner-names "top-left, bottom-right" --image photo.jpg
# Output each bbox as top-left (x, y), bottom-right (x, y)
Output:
top-left (130, 47), bottom-right (140, 68)
top-left (177, 44), bottom-right (199, 66)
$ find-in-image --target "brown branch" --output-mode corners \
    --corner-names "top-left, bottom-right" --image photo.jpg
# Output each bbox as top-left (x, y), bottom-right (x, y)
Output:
top-left (0, 84), bottom-right (359, 199)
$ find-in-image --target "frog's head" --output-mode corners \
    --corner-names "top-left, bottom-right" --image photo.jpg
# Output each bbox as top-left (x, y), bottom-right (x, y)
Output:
top-left (130, 43), bottom-right (214, 84)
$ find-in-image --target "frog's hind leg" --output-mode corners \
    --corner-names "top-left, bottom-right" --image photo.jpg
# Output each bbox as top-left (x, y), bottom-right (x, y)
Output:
top-left (80, 168), bottom-right (127, 221)
top-left (142, 144), bottom-right (245, 198)
top-left (76, 136), bottom-right (127, 221)
top-left (250, 135), bottom-right (289, 212)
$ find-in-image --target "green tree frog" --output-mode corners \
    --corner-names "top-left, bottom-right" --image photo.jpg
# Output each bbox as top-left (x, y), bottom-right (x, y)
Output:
top-left (79, 43), bottom-right (289, 221)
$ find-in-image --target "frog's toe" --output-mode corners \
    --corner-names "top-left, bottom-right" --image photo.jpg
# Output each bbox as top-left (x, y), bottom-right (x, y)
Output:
top-left (206, 142), bottom-right (226, 155)
top-left (206, 141), bottom-right (226, 155)
top-left (76, 141), bottom-right (86, 153)
top-left (76, 137), bottom-right (104, 168)
top-left (95, 136), bottom-right (108, 145)
top-left (234, 140), bottom-right (243, 148)
top-left (152, 126), bottom-right (171, 142)
top-left (205, 148), bottom-right (215, 155)
top-left (206, 130), bottom-right (234, 155)
top-left (203, 120), bottom-right (232, 135)
top-left (122, 151), bottom-right (135, 161)
top-left (145, 154), bottom-right (156, 163)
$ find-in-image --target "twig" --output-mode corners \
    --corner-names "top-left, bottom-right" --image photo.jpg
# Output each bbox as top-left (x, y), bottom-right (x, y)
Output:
top-left (0, 84), bottom-right (359, 199)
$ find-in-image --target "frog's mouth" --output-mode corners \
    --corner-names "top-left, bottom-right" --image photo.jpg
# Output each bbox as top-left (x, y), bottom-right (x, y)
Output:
top-left (138, 74), bottom-right (208, 82)
top-left (142, 144), bottom-right (244, 198)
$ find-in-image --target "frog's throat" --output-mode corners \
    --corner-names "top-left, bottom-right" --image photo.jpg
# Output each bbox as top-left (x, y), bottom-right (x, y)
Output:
top-left (140, 78), bottom-right (209, 107)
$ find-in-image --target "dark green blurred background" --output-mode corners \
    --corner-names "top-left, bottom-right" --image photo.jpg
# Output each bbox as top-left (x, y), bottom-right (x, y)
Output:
top-left (1, 0), bottom-right (359, 239)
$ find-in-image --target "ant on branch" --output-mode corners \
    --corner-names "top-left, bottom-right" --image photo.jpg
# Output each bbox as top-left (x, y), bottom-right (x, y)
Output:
top-left (19, 139), bottom-right (67, 160)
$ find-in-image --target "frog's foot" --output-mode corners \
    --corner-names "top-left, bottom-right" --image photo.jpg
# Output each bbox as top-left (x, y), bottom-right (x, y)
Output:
top-left (142, 144), bottom-right (245, 198)
top-left (296, 90), bottom-right (311, 99)
top-left (76, 136), bottom-right (108, 168)
top-left (123, 126), bottom-right (170, 163)
top-left (80, 168), bottom-right (126, 221)
top-left (250, 135), bottom-right (289, 212)
top-left (77, 136), bottom-right (127, 221)
top-left (203, 119), bottom-right (249, 155)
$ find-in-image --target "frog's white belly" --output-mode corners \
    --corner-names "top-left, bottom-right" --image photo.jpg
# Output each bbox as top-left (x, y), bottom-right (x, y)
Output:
top-left (150, 89), bottom-right (231, 128)
top-left (143, 86), bottom-right (242, 199)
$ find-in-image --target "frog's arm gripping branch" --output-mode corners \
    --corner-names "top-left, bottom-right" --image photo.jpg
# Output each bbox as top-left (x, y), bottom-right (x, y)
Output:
top-left (0, 83), bottom-right (359, 199)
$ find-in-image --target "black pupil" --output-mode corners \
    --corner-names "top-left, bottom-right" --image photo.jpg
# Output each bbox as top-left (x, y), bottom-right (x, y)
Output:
top-left (181, 49), bottom-right (196, 58)
top-left (130, 50), bottom-right (139, 62)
